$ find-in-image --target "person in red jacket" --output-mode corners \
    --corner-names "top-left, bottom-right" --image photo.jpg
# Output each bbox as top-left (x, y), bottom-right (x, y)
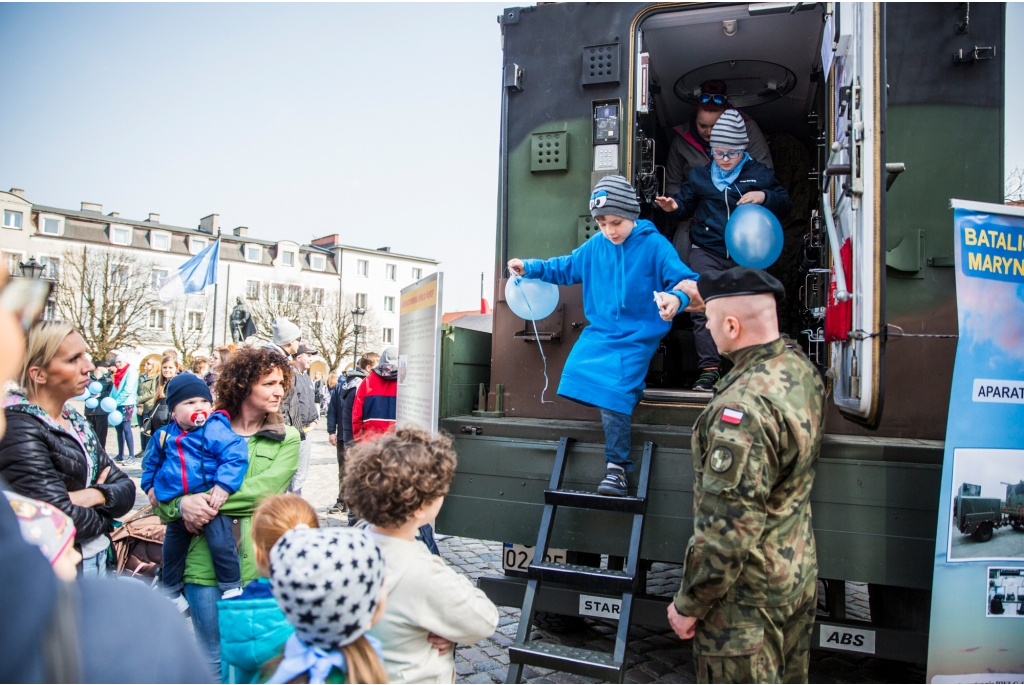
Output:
top-left (351, 347), bottom-right (398, 442)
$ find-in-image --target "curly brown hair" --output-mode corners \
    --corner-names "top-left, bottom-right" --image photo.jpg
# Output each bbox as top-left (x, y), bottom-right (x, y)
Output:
top-left (343, 427), bottom-right (457, 528)
top-left (214, 346), bottom-right (294, 418)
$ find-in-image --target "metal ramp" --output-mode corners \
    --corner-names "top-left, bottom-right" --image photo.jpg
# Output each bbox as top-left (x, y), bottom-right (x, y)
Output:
top-left (507, 437), bottom-right (654, 683)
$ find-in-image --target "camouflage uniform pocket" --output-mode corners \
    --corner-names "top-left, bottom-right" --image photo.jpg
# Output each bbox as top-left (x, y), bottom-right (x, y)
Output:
top-left (701, 432), bottom-right (753, 495)
top-left (695, 620), bottom-right (765, 657)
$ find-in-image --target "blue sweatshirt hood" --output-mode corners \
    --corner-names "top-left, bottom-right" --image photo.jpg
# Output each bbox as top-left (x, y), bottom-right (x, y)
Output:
top-left (219, 587), bottom-right (294, 675)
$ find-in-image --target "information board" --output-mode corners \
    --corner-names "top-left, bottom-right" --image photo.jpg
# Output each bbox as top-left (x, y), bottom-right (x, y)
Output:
top-left (396, 272), bottom-right (443, 434)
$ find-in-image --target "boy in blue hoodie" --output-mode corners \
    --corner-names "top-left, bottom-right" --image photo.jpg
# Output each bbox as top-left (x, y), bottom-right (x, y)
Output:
top-left (655, 109), bottom-right (791, 390)
top-left (141, 373), bottom-right (249, 605)
top-left (508, 175), bottom-right (699, 497)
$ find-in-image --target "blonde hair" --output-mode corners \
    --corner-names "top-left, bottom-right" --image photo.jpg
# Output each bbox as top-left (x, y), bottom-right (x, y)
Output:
top-left (20, 322), bottom-right (78, 397)
top-left (260, 636), bottom-right (387, 684)
top-left (252, 494), bottom-right (319, 576)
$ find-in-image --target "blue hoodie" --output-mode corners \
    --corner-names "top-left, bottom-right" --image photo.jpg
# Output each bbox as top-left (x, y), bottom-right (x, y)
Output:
top-left (218, 579), bottom-right (294, 684)
top-left (522, 219), bottom-right (698, 414)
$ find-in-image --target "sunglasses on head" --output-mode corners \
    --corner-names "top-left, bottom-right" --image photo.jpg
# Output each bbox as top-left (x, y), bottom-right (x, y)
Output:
top-left (0, 277), bottom-right (53, 332)
top-left (699, 93), bottom-right (728, 105)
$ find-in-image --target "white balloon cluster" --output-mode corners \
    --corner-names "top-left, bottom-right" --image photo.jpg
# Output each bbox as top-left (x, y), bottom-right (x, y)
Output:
top-left (74, 381), bottom-right (124, 426)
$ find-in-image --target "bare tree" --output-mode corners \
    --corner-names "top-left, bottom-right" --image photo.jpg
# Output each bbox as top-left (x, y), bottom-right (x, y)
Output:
top-left (247, 282), bottom-right (307, 342)
top-left (54, 246), bottom-right (162, 360)
top-left (168, 294), bottom-right (213, 368)
top-left (1006, 166), bottom-right (1024, 204)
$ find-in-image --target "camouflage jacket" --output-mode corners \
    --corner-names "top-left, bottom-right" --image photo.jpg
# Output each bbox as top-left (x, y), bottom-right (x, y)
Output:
top-left (674, 337), bottom-right (825, 619)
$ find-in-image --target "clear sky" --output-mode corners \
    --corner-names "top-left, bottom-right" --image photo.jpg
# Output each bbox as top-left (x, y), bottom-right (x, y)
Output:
top-left (0, 3), bottom-right (1021, 312)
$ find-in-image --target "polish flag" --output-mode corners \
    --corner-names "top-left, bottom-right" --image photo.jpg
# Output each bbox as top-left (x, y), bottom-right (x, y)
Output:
top-left (721, 408), bottom-right (744, 425)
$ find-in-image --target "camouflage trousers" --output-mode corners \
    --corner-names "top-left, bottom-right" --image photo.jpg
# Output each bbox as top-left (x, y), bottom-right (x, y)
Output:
top-left (693, 582), bottom-right (817, 684)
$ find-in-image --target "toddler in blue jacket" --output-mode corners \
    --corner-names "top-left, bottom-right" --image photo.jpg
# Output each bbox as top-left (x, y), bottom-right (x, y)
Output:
top-left (141, 373), bottom-right (249, 604)
top-left (508, 175), bottom-right (699, 497)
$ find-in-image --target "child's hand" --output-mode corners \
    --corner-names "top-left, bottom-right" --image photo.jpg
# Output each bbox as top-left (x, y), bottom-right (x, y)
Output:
top-left (737, 191), bottom-right (766, 205)
top-left (654, 196), bottom-right (678, 212)
top-left (207, 485), bottom-right (228, 510)
top-left (146, 488), bottom-right (158, 508)
top-left (654, 292), bottom-right (681, 321)
top-left (507, 259), bottom-right (525, 276)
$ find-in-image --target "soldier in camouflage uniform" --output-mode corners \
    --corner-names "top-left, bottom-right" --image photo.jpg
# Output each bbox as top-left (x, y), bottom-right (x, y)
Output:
top-left (667, 267), bottom-right (826, 684)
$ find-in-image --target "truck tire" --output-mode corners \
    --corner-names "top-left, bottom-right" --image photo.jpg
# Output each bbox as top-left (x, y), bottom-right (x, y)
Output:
top-left (990, 597), bottom-right (1004, 615)
top-left (973, 523), bottom-right (994, 542)
top-left (1012, 521), bottom-right (1024, 532)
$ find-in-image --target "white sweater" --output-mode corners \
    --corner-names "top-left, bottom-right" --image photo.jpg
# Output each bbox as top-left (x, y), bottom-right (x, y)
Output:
top-left (368, 534), bottom-right (499, 684)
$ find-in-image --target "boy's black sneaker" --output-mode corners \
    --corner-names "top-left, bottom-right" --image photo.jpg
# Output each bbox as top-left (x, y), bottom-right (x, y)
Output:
top-left (327, 500), bottom-right (344, 515)
top-left (597, 468), bottom-right (628, 497)
top-left (693, 369), bottom-right (721, 392)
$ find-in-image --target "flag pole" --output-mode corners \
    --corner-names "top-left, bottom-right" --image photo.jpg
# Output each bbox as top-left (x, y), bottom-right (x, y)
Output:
top-left (209, 238), bottom-right (220, 354)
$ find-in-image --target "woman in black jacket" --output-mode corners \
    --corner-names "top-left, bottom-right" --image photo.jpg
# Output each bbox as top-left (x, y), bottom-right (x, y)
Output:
top-left (0, 322), bottom-right (136, 577)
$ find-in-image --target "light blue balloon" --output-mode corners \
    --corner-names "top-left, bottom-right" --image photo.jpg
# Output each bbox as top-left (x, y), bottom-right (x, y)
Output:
top-left (107, 410), bottom-right (124, 426)
top-left (100, 397), bottom-right (118, 414)
top-left (88, 381), bottom-right (103, 395)
top-left (724, 204), bottom-right (784, 270)
top-left (85, 398), bottom-right (99, 409)
top-left (505, 276), bottom-right (559, 321)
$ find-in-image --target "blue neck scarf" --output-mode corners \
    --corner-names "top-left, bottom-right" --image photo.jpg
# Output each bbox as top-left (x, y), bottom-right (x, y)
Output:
top-left (268, 633), bottom-right (385, 685)
top-left (711, 152), bottom-right (751, 191)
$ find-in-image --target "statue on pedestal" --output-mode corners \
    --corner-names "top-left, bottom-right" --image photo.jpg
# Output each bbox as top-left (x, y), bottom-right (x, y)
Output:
top-left (230, 297), bottom-right (257, 343)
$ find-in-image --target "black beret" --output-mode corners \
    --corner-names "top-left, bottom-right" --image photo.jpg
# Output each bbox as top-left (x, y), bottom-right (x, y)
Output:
top-left (697, 267), bottom-right (785, 303)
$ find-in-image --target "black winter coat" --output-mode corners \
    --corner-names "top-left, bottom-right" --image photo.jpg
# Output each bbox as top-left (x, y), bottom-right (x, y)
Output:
top-left (0, 409), bottom-right (136, 544)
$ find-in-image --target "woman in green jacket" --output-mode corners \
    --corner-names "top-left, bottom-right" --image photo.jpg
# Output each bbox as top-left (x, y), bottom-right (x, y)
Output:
top-left (136, 358), bottom-right (159, 454)
top-left (155, 346), bottom-right (300, 674)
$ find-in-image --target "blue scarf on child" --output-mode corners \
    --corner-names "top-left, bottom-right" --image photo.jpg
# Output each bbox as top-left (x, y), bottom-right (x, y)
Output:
top-left (711, 152), bottom-right (751, 191)
top-left (267, 633), bottom-right (384, 684)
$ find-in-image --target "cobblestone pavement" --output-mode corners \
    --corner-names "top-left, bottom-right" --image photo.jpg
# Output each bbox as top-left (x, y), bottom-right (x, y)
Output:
top-left (122, 424), bottom-right (925, 684)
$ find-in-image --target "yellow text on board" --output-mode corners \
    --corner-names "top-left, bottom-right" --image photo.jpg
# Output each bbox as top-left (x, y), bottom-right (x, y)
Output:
top-left (401, 281), bottom-right (437, 315)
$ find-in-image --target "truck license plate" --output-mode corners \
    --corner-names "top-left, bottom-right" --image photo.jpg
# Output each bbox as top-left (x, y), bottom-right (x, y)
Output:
top-left (502, 543), bottom-right (566, 572)
top-left (579, 594), bottom-right (621, 620)
top-left (818, 623), bottom-right (876, 654)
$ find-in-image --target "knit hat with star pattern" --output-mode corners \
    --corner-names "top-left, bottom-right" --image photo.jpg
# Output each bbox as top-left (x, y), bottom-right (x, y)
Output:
top-left (270, 527), bottom-right (386, 650)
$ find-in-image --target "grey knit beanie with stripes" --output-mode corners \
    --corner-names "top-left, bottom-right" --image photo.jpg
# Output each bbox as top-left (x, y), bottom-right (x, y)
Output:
top-left (709, 109), bottom-right (749, 150)
top-left (589, 175), bottom-right (641, 220)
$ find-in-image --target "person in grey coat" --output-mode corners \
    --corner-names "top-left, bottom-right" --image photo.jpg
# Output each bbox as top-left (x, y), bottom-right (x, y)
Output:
top-left (288, 343), bottom-right (319, 496)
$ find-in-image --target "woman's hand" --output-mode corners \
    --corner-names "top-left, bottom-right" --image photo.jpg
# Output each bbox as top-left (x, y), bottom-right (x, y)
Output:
top-left (68, 487), bottom-right (106, 508)
top-left (736, 191), bottom-right (766, 205)
top-left (507, 259), bottom-right (525, 277)
top-left (654, 196), bottom-right (679, 212)
top-left (180, 492), bottom-right (219, 534)
top-left (427, 633), bottom-right (455, 656)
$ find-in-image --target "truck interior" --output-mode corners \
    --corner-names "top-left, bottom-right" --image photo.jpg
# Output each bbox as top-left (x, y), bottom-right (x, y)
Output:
top-left (634, 3), bottom-right (830, 393)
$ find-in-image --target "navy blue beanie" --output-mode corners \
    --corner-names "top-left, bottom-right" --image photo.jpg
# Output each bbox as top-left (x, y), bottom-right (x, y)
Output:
top-left (164, 373), bottom-right (213, 411)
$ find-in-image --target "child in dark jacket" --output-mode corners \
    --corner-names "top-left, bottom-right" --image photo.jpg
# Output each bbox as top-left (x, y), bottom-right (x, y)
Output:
top-left (140, 373), bottom-right (249, 606)
top-left (655, 108), bottom-right (792, 390)
top-left (508, 175), bottom-right (699, 497)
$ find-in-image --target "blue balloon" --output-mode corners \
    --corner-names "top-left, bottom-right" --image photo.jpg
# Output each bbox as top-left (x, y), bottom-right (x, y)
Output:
top-left (724, 204), bottom-right (784, 269)
top-left (505, 275), bottom-right (559, 321)
top-left (107, 410), bottom-right (123, 427)
top-left (85, 398), bottom-right (99, 409)
top-left (88, 381), bottom-right (103, 395)
top-left (99, 397), bottom-right (118, 414)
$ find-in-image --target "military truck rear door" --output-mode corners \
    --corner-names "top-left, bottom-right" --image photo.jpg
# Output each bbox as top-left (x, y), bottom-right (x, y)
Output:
top-left (823, 2), bottom-right (886, 427)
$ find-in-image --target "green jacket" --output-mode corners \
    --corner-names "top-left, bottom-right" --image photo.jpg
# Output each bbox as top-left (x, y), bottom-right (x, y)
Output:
top-left (137, 374), bottom-right (159, 413)
top-left (155, 414), bottom-right (300, 586)
top-left (675, 337), bottom-right (825, 619)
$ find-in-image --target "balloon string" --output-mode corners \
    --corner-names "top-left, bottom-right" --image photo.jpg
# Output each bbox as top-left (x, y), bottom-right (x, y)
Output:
top-left (515, 278), bottom-right (552, 404)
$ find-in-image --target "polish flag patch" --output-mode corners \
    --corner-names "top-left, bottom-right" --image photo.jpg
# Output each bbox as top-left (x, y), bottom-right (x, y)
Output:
top-left (720, 408), bottom-right (744, 425)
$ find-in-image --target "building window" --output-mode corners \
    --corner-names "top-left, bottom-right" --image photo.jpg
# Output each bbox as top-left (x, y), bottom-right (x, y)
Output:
top-left (357, 259), bottom-right (369, 277)
top-left (189, 237), bottom-right (208, 255)
top-left (151, 268), bottom-right (168, 289)
top-left (269, 284), bottom-right (285, 302)
top-left (40, 216), bottom-right (61, 236)
top-left (2, 251), bottom-right (24, 276)
top-left (311, 288), bottom-right (324, 306)
top-left (111, 226), bottom-right (131, 246)
top-left (149, 308), bottom-right (166, 330)
top-left (412, 267), bottom-right (422, 280)
top-left (110, 264), bottom-right (129, 286)
top-left (383, 295), bottom-right (395, 313)
top-left (245, 279), bottom-right (260, 299)
top-left (187, 311), bottom-right (204, 331)
top-left (3, 210), bottom-right (22, 229)
top-left (385, 264), bottom-right (397, 281)
top-left (287, 285), bottom-right (302, 303)
top-left (39, 256), bottom-right (60, 281)
top-left (151, 232), bottom-right (171, 251)
top-left (281, 251), bottom-right (295, 267)
top-left (117, 307), bottom-right (127, 325)
top-left (382, 327), bottom-right (394, 344)
top-left (245, 245), bottom-right (261, 262)
top-left (43, 299), bottom-right (58, 322)
top-left (355, 292), bottom-right (367, 308)
top-left (310, 254), bottom-right (325, 271)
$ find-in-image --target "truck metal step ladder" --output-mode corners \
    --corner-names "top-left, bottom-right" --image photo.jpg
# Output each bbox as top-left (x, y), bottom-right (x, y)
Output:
top-left (507, 437), bottom-right (654, 684)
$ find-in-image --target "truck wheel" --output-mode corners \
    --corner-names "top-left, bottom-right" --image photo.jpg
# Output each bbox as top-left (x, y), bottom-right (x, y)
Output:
top-left (990, 597), bottom-right (1004, 615)
top-left (973, 524), bottom-right (994, 542)
top-left (1012, 521), bottom-right (1024, 532)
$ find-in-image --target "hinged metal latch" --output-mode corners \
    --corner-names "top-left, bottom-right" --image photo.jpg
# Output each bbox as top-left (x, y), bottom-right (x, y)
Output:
top-left (504, 63), bottom-right (524, 91)
top-left (953, 46), bottom-right (996, 64)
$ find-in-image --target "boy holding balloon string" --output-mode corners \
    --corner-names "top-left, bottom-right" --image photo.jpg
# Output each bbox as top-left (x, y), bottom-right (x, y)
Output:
top-left (655, 109), bottom-right (791, 391)
top-left (508, 174), bottom-right (700, 497)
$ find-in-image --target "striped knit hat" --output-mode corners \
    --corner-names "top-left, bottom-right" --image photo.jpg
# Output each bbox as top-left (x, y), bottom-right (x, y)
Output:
top-left (709, 109), bottom-right (748, 150)
top-left (589, 175), bottom-right (640, 220)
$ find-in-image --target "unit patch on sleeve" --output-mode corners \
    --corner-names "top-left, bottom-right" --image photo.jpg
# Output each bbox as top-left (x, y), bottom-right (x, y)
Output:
top-left (720, 408), bottom-right (744, 425)
top-left (709, 445), bottom-right (734, 473)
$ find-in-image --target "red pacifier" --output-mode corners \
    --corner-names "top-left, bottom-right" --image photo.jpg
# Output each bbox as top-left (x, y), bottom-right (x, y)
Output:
top-left (191, 410), bottom-right (209, 427)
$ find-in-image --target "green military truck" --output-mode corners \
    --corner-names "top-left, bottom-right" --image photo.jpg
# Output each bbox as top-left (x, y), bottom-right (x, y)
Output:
top-left (434, 2), bottom-right (1006, 679)
top-left (954, 481), bottom-right (1024, 541)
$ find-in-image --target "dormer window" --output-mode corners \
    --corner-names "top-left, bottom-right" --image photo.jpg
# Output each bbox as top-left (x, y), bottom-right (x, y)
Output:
top-left (111, 225), bottom-right (132, 246)
top-left (245, 245), bottom-right (262, 263)
top-left (39, 215), bottom-right (62, 236)
top-left (282, 251), bottom-right (295, 267)
top-left (189, 237), bottom-right (208, 255)
top-left (151, 231), bottom-right (171, 251)
top-left (310, 254), bottom-right (325, 271)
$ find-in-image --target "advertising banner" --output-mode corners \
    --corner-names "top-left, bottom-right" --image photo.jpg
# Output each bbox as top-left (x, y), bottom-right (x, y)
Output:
top-left (396, 272), bottom-right (443, 434)
top-left (927, 200), bottom-right (1024, 683)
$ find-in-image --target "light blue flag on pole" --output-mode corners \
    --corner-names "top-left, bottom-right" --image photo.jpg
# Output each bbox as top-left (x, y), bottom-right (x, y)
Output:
top-left (158, 238), bottom-right (220, 303)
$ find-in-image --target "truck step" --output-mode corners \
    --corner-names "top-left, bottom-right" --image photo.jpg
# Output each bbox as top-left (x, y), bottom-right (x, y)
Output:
top-left (509, 641), bottom-right (620, 680)
top-left (528, 561), bottom-right (634, 594)
top-left (544, 488), bottom-right (646, 513)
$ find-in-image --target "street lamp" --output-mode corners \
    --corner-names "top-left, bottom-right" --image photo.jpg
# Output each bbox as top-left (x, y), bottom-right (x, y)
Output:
top-left (18, 257), bottom-right (44, 279)
top-left (351, 306), bottom-right (366, 368)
